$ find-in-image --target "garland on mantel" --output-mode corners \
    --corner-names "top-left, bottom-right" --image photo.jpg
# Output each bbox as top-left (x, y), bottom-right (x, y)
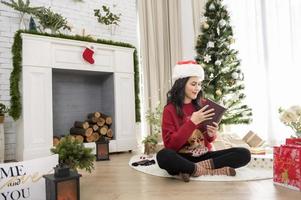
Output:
top-left (10, 30), bottom-right (141, 122)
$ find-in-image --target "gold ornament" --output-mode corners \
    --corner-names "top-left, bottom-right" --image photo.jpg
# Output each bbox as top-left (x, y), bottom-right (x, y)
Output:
top-left (216, 89), bottom-right (222, 96)
top-left (203, 22), bottom-right (209, 29)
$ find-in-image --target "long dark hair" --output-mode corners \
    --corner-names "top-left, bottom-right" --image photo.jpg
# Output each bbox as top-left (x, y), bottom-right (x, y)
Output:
top-left (166, 77), bottom-right (203, 117)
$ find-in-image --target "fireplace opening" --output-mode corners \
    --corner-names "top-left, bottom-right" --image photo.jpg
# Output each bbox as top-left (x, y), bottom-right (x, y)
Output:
top-left (52, 69), bottom-right (115, 141)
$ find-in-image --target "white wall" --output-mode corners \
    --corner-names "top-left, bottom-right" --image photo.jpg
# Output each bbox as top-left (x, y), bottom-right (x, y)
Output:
top-left (0, 0), bottom-right (137, 160)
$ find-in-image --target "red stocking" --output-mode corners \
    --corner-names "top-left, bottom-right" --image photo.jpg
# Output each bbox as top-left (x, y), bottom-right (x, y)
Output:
top-left (82, 47), bottom-right (95, 64)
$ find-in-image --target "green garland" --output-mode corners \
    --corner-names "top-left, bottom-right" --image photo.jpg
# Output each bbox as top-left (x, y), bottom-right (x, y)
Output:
top-left (10, 30), bottom-right (141, 122)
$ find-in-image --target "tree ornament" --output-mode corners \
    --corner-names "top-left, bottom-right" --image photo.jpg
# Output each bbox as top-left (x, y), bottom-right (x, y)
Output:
top-left (208, 67), bottom-right (215, 73)
top-left (204, 54), bottom-right (212, 63)
top-left (209, 3), bottom-right (215, 10)
top-left (207, 41), bottom-right (215, 48)
top-left (203, 22), bottom-right (209, 29)
top-left (231, 72), bottom-right (239, 79)
top-left (82, 47), bottom-right (95, 64)
top-left (216, 89), bottom-right (222, 96)
top-left (215, 60), bottom-right (222, 66)
top-left (219, 19), bottom-right (227, 27)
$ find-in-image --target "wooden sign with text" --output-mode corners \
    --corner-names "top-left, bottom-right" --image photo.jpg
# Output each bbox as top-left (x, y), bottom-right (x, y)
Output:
top-left (0, 155), bottom-right (58, 200)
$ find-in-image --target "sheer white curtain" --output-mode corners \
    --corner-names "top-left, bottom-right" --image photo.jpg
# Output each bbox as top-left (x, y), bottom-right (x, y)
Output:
top-left (224, 0), bottom-right (301, 145)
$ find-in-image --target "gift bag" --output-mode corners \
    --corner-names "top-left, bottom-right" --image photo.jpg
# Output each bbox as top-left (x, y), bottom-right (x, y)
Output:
top-left (273, 144), bottom-right (301, 191)
top-left (286, 138), bottom-right (301, 146)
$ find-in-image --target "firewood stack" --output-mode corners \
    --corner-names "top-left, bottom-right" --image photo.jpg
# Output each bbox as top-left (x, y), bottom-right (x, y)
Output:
top-left (53, 112), bottom-right (113, 146)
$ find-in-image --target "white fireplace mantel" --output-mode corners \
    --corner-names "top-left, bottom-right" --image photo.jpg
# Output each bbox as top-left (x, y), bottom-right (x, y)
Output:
top-left (17, 33), bottom-right (137, 161)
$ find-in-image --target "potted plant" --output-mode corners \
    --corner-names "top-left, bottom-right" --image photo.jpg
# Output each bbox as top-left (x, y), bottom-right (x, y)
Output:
top-left (33, 7), bottom-right (71, 34)
top-left (0, 103), bottom-right (9, 123)
top-left (142, 103), bottom-right (163, 155)
top-left (50, 135), bottom-right (95, 174)
top-left (142, 133), bottom-right (159, 155)
top-left (94, 5), bottom-right (121, 35)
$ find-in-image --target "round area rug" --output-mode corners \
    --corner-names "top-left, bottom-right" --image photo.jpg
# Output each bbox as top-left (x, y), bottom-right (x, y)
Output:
top-left (129, 154), bottom-right (273, 182)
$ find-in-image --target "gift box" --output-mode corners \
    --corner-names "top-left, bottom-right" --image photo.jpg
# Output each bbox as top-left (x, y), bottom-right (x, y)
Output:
top-left (273, 144), bottom-right (301, 191)
top-left (242, 131), bottom-right (264, 147)
top-left (247, 154), bottom-right (273, 169)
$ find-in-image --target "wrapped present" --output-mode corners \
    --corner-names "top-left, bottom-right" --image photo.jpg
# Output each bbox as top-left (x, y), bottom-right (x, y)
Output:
top-left (247, 154), bottom-right (273, 169)
top-left (273, 144), bottom-right (301, 191)
top-left (242, 131), bottom-right (264, 147)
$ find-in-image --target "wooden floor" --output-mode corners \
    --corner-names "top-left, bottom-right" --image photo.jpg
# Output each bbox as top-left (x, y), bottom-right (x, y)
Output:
top-left (79, 151), bottom-right (301, 200)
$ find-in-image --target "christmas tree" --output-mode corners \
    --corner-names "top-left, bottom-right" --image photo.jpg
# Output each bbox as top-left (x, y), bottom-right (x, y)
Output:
top-left (195, 0), bottom-right (252, 126)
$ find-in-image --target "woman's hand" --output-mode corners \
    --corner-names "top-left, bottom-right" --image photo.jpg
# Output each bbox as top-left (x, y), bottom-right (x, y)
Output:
top-left (190, 105), bottom-right (215, 125)
top-left (207, 122), bottom-right (218, 137)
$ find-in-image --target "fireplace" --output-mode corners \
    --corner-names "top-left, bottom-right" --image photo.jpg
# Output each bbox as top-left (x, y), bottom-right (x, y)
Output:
top-left (52, 69), bottom-right (115, 139)
top-left (16, 33), bottom-right (137, 161)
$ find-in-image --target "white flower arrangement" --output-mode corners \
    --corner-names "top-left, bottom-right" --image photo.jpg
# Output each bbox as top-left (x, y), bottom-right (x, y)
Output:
top-left (279, 105), bottom-right (301, 138)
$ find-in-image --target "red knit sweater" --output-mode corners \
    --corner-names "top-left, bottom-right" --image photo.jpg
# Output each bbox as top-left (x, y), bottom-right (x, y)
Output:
top-left (161, 102), bottom-right (216, 152)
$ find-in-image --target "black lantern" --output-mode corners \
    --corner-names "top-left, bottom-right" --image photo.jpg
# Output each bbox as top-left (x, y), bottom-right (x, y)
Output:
top-left (43, 170), bottom-right (81, 200)
top-left (95, 136), bottom-right (110, 161)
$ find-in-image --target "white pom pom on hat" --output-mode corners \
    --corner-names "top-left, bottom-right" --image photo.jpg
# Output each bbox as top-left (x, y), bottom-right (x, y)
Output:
top-left (172, 60), bottom-right (204, 82)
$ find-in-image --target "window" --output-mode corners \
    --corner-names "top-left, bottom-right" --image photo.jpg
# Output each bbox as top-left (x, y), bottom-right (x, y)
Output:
top-left (224, 0), bottom-right (301, 145)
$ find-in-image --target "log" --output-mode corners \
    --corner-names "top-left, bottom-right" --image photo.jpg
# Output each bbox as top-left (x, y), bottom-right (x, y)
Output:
top-left (87, 116), bottom-right (98, 123)
top-left (74, 135), bottom-right (84, 143)
top-left (100, 113), bottom-right (113, 125)
top-left (74, 121), bottom-right (89, 129)
top-left (90, 124), bottom-right (99, 132)
top-left (85, 134), bottom-right (95, 143)
top-left (92, 132), bottom-right (100, 142)
top-left (87, 112), bottom-right (101, 119)
top-left (105, 116), bottom-right (112, 125)
top-left (106, 129), bottom-right (113, 138)
top-left (70, 127), bottom-right (93, 137)
top-left (53, 136), bottom-right (60, 146)
top-left (96, 118), bottom-right (106, 127)
top-left (99, 125), bottom-right (108, 135)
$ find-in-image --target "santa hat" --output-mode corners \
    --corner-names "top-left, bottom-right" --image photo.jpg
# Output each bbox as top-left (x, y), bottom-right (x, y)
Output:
top-left (172, 60), bottom-right (204, 82)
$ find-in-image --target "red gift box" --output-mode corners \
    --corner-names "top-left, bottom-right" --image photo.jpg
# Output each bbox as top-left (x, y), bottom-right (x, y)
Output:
top-left (273, 144), bottom-right (301, 191)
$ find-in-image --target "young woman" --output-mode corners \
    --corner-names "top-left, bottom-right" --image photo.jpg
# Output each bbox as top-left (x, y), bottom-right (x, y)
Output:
top-left (156, 60), bottom-right (251, 182)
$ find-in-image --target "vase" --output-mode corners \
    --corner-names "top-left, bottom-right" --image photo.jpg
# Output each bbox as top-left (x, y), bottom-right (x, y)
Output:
top-left (54, 164), bottom-right (70, 178)
top-left (144, 143), bottom-right (157, 155)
